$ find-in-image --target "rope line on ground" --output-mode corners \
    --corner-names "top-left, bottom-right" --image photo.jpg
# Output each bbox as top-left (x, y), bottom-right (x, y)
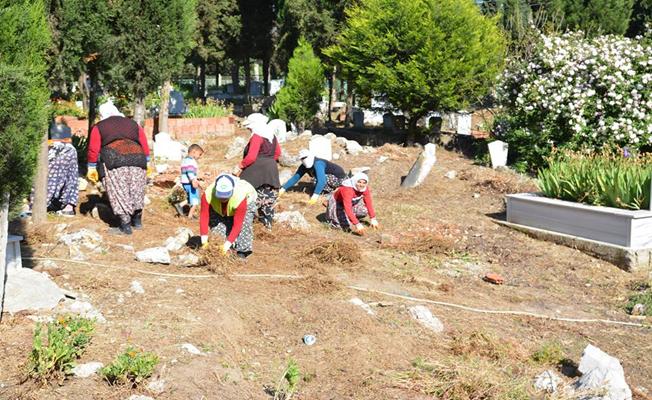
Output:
top-left (25, 257), bottom-right (303, 280)
top-left (347, 285), bottom-right (649, 329)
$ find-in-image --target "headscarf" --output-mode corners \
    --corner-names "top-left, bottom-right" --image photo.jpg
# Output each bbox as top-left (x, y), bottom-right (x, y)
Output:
top-left (341, 172), bottom-right (369, 192)
top-left (299, 149), bottom-right (315, 169)
top-left (248, 120), bottom-right (275, 142)
top-left (214, 174), bottom-right (237, 199)
top-left (99, 101), bottom-right (124, 120)
top-left (242, 113), bottom-right (269, 128)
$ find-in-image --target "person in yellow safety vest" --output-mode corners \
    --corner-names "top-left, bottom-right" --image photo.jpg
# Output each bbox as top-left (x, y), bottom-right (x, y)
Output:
top-left (199, 174), bottom-right (258, 258)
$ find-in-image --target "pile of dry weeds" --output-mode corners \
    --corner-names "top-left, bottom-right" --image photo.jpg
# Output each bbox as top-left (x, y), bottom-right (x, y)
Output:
top-left (198, 242), bottom-right (240, 275)
top-left (302, 240), bottom-right (362, 266)
top-left (459, 168), bottom-right (537, 194)
top-left (383, 224), bottom-right (461, 254)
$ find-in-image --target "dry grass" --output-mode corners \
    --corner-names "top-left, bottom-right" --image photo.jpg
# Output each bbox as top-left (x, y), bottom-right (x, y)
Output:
top-left (458, 168), bottom-right (537, 194)
top-left (302, 240), bottom-right (362, 266)
top-left (382, 229), bottom-right (458, 254)
top-left (378, 143), bottom-right (411, 160)
top-left (450, 331), bottom-right (527, 362)
top-left (290, 273), bottom-right (344, 295)
top-left (198, 242), bottom-right (241, 275)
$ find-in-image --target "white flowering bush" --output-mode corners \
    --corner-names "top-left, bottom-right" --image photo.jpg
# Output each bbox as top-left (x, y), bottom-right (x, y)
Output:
top-left (495, 31), bottom-right (652, 171)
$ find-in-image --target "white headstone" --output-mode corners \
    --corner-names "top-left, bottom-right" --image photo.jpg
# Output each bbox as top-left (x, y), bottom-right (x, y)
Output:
top-left (488, 140), bottom-right (509, 169)
top-left (456, 112), bottom-right (472, 135)
top-left (135, 247), bottom-right (171, 264)
top-left (309, 135), bottom-right (332, 161)
top-left (345, 140), bottom-right (363, 155)
top-left (401, 143), bottom-right (437, 188)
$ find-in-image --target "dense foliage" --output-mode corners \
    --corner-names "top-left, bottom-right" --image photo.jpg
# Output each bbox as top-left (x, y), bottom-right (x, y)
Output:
top-left (326, 0), bottom-right (506, 135)
top-left (496, 32), bottom-right (652, 172)
top-left (0, 0), bottom-right (51, 209)
top-left (273, 38), bottom-right (325, 129)
top-left (538, 150), bottom-right (652, 209)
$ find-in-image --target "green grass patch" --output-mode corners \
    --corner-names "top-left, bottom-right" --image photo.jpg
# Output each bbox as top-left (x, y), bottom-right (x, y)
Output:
top-left (625, 289), bottom-right (652, 316)
top-left (100, 346), bottom-right (159, 387)
top-left (184, 98), bottom-right (232, 118)
top-left (531, 340), bottom-right (565, 365)
top-left (26, 315), bottom-right (95, 384)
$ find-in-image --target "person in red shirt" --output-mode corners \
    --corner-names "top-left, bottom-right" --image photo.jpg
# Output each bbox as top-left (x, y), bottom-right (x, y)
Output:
top-left (326, 172), bottom-right (379, 234)
top-left (86, 101), bottom-right (150, 234)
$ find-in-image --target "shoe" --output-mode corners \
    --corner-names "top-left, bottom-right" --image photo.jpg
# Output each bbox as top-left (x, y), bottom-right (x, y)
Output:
top-left (55, 209), bottom-right (75, 217)
top-left (131, 210), bottom-right (143, 229)
top-left (110, 223), bottom-right (132, 235)
top-left (236, 251), bottom-right (251, 259)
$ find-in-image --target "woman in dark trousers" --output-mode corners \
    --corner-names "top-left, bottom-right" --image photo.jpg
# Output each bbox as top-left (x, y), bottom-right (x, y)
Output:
top-left (279, 149), bottom-right (347, 204)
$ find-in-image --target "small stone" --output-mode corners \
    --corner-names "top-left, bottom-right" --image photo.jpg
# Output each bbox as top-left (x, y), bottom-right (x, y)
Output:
top-left (63, 299), bottom-right (106, 323)
top-left (299, 130), bottom-right (312, 137)
top-left (143, 195), bottom-right (151, 206)
top-left (127, 396), bottom-right (154, 400)
top-left (165, 227), bottom-right (193, 252)
top-left (408, 305), bottom-right (444, 333)
top-left (346, 140), bottom-right (363, 155)
top-left (77, 178), bottom-right (88, 191)
top-left (174, 253), bottom-right (200, 267)
top-left (534, 370), bottom-right (561, 393)
top-left (483, 272), bottom-right (504, 285)
top-left (631, 303), bottom-right (647, 316)
top-left (445, 170), bottom-right (457, 179)
top-left (130, 280), bottom-right (145, 294)
top-left (332, 152), bottom-right (341, 160)
top-left (72, 362), bottom-right (103, 378)
top-left (175, 288), bottom-right (184, 294)
top-left (473, 193), bottom-right (480, 198)
top-left (279, 153), bottom-right (301, 168)
top-left (225, 136), bottom-right (247, 159)
top-left (180, 343), bottom-right (205, 356)
top-left (55, 223), bottom-right (69, 234)
top-left (135, 247), bottom-right (171, 264)
top-left (349, 298), bottom-right (375, 315)
top-left (335, 137), bottom-right (347, 147)
top-left (146, 379), bottom-right (166, 394)
top-left (274, 211), bottom-right (310, 231)
top-left (362, 146), bottom-right (376, 154)
top-left (325, 132), bottom-right (336, 140)
top-left (377, 156), bottom-right (389, 163)
top-left (90, 207), bottom-right (100, 219)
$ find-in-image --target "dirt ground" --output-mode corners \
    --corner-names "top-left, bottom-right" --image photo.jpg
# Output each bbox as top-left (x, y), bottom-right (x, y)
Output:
top-left (1, 130), bottom-right (650, 400)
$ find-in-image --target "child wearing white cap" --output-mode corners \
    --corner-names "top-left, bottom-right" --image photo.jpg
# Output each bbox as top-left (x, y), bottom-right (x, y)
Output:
top-left (199, 174), bottom-right (258, 257)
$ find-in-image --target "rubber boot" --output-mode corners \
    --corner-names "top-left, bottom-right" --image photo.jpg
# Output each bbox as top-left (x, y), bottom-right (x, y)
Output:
top-left (131, 209), bottom-right (143, 229)
top-left (111, 215), bottom-right (132, 235)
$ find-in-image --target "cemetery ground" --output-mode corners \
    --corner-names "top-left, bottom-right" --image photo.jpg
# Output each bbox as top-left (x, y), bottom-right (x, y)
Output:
top-left (1, 133), bottom-right (651, 399)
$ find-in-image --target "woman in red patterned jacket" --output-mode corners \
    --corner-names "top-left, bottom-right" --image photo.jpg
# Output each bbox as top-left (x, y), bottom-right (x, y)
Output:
top-left (86, 101), bottom-right (150, 235)
top-left (326, 172), bottom-right (380, 235)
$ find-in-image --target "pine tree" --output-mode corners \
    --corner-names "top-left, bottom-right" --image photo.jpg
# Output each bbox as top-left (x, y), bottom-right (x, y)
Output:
top-left (273, 38), bottom-right (324, 130)
top-left (553, 0), bottom-right (634, 35)
top-left (0, 0), bottom-right (51, 210)
top-left (326, 0), bottom-right (506, 141)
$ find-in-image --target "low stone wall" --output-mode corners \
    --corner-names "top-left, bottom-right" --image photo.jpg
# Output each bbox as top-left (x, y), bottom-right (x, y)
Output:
top-left (57, 115), bottom-right (236, 139)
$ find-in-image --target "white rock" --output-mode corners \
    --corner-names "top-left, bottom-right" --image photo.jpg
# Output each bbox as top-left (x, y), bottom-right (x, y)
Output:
top-left (274, 211), bottom-right (310, 231)
top-left (55, 223), bottom-right (69, 234)
top-left (349, 298), bottom-right (375, 315)
top-left (377, 156), bottom-right (389, 164)
top-left (408, 305), bottom-right (444, 333)
top-left (63, 300), bottom-right (106, 323)
top-left (224, 136), bottom-right (247, 160)
top-left (631, 303), bottom-right (646, 316)
top-left (279, 169), bottom-right (294, 184)
top-left (335, 137), bottom-right (347, 147)
top-left (155, 164), bottom-right (168, 174)
top-left (69, 245), bottom-right (86, 261)
top-left (309, 135), bottom-right (333, 161)
top-left (114, 244), bottom-right (135, 252)
top-left (534, 370), bottom-right (562, 393)
top-left (59, 229), bottom-right (104, 251)
top-left (346, 140), bottom-right (363, 155)
top-left (332, 153), bottom-right (341, 160)
top-left (146, 379), bottom-right (166, 394)
top-left (154, 132), bottom-right (186, 161)
top-left (127, 396), bottom-right (154, 400)
top-left (72, 362), bottom-right (103, 378)
top-left (279, 152), bottom-right (301, 168)
top-left (3, 268), bottom-right (65, 313)
top-left (175, 253), bottom-right (200, 267)
top-left (362, 146), bottom-right (376, 154)
top-left (130, 280), bottom-right (145, 294)
top-left (325, 132), bottom-right (337, 140)
top-left (299, 130), bottom-right (312, 138)
top-left (135, 247), bottom-right (171, 264)
top-left (41, 259), bottom-right (59, 269)
top-left (175, 288), bottom-right (185, 294)
top-left (445, 170), bottom-right (457, 179)
top-left (143, 195), bottom-right (151, 206)
top-left (165, 227), bottom-right (193, 252)
top-left (180, 343), bottom-right (205, 356)
top-left (401, 144), bottom-right (437, 188)
top-left (575, 344), bottom-right (632, 400)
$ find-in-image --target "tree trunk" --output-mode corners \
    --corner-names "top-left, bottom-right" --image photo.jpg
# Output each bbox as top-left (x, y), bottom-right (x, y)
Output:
top-left (158, 80), bottom-right (172, 136)
top-left (244, 57), bottom-right (251, 103)
top-left (262, 56), bottom-right (270, 96)
top-left (216, 62), bottom-right (221, 88)
top-left (31, 129), bottom-right (49, 224)
top-left (327, 67), bottom-right (335, 122)
top-left (133, 94), bottom-right (146, 127)
top-left (193, 65), bottom-right (201, 97)
top-left (200, 61), bottom-right (206, 103)
top-left (231, 59), bottom-right (240, 94)
top-left (87, 68), bottom-right (98, 134)
top-left (78, 72), bottom-right (89, 113)
top-left (0, 192), bottom-right (9, 321)
top-left (344, 81), bottom-right (353, 128)
top-left (407, 115), bottom-right (419, 146)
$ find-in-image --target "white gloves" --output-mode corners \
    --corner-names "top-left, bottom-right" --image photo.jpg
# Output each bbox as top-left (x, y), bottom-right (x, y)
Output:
top-left (308, 194), bottom-right (320, 205)
top-left (370, 218), bottom-right (379, 229)
top-left (221, 240), bottom-right (232, 255)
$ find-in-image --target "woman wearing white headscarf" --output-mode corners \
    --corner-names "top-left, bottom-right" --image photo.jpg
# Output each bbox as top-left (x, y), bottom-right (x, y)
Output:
top-left (326, 172), bottom-right (379, 234)
top-left (279, 149), bottom-right (347, 204)
top-left (233, 114), bottom-right (281, 228)
top-left (87, 101), bottom-right (150, 234)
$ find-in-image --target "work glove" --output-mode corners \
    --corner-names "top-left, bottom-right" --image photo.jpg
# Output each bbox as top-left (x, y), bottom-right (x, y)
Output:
top-left (353, 223), bottom-right (365, 235)
top-left (221, 240), bottom-right (232, 255)
top-left (307, 194), bottom-right (320, 205)
top-left (146, 164), bottom-right (154, 178)
top-left (86, 166), bottom-right (99, 183)
top-left (370, 218), bottom-right (380, 229)
top-left (231, 166), bottom-right (242, 176)
top-left (278, 188), bottom-right (286, 196)
top-left (201, 235), bottom-right (209, 249)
